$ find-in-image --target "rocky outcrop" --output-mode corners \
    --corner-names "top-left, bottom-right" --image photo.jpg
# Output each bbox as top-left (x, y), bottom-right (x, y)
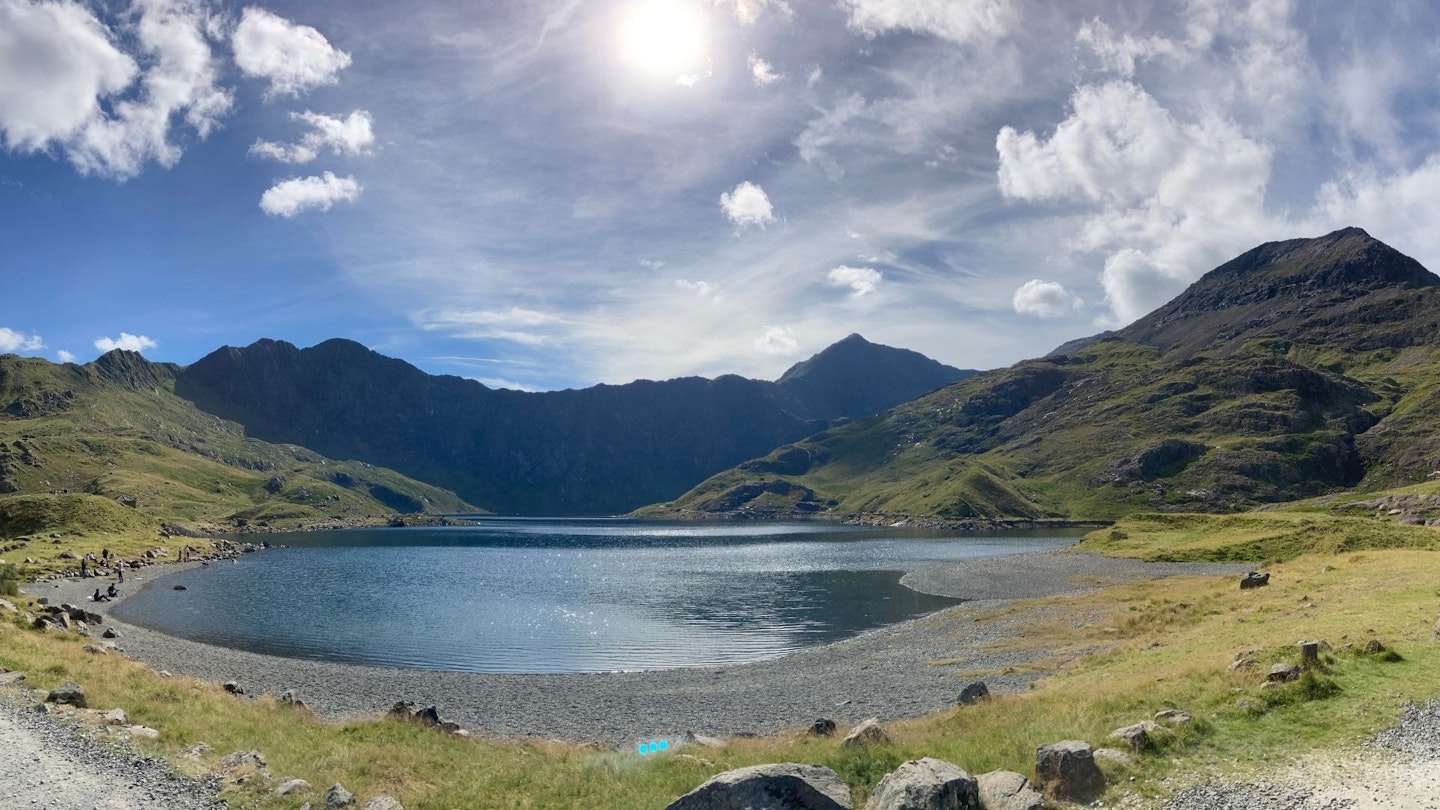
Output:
top-left (666, 763), bottom-right (853, 810)
top-left (1035, 740), bottom-right (1104, 800)
top-left (865, 758), bottom-right (979, 810)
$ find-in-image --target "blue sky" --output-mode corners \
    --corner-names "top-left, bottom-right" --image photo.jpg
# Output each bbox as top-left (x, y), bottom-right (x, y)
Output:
top-left (5, 0), bottom-right (1440, 390)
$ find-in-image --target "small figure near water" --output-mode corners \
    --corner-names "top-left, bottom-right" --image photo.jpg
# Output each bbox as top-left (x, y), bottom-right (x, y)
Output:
top-left (107, 583), bottom-right (118, 599)
top-left (116, 560), bottom-right (125, 584)
top-left (91, 588), bottom-right (108, 603)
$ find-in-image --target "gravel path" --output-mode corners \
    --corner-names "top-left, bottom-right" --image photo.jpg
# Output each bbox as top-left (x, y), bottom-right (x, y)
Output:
top-left (1160, 701), bottom-right (1440, 809)
top-left (0, 692), bottom-right (223, 810)
top-left (25, 548), bottom-right (1252, 746)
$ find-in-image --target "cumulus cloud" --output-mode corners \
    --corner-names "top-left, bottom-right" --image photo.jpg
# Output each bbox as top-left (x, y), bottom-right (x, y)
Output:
top-left (755, 325), bottom-right (799, 356)
top-left (748, 54), bottom-right (780, 86)
top-left (56, 349), bottom-right (77, 363)
top-left (232, 7), bottom-right (351, 99)
top-left (0, 0), bottom-right (233, 180)
top-left (94, 332), bottom-right (157, 352)
top-left (676, 279), bottom-right (722, 299)
top-left (997, 81), bottom-right (1275, 322)
top-left (259, 172), bottom-right (362, 217)
top-left (827, 265), bottom-right (882, 297)
top-left (1012, 279), bottom-right (1083, 318)
top-left (840, 0), bottom-right (1016, 44)
top-left (0, 327), bottom-right (44, 353)
top-left (250, 110), bottom-right (374, 164)
top-left (719, 181), bottom-right (775, 227)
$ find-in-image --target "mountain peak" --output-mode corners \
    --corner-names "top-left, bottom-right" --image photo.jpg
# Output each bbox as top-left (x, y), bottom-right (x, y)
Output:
top-left (777, 334), bottom-right (973, 419)
top-left (1117, 228), bottom-right (1440, 356)
top-left (86, 349), bottom-right (174, 390)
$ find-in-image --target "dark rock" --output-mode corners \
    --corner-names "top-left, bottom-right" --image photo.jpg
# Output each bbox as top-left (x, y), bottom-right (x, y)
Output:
top-left (264, 475), bottom-right (287, 493)
top-left (956, 681), bottom-right (991, 705)
top-left (173, 584), bottom-right (188, 591)
top-left (1154, 709), bottom-right (1193, 726)
top-left (866, 757), bottom-right (979, 810)
top-left (1267, 663), bottom-right (1301, 682)
top-left (809, 718), bottom-right (837, 737)
top-left (1240, 572), bottom-right (1270, 590)
top-left (102, 627), bottom-right (120, 639)
top-left (976, 770), bottom-right (1045, 810)
top-left (841, 718), bottom-right (891, 748)
top-left (326, 783), bottom-right (356, 808)
top-left (280, 689), bottom-right (307, 708)
top-left (1035, 740), bottom-right (1104, 799)
top-left (223, 681), bottom-right (245, 695)
top-left (47, 680), bottom-right (87, 708)
top-left (666, 763), bottom-right (853, 810)
top-left (1361, 639), bottom-right (1387, 655)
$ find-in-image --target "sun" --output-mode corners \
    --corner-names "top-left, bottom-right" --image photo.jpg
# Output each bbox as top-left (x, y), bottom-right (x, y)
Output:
top-left (618, 0), bottom-right (707, 78)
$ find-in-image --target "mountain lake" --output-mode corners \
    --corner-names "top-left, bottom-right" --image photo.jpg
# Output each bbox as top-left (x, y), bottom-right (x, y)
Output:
top-left (110, 519), bottom-right (1082, 673)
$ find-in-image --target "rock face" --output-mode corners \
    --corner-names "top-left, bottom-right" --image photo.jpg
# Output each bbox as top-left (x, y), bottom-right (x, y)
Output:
top-left (175, 335), bottom-right (970, 515)
top-left (840, 718), bottom-right (891, 748)
top-left (666, 763), bottom-right (854, 810)
top-left (1035, 740), bottom-right (1104, 800)
top-left (976, 770), bottom-right (1045, 810)
top-left (46, 680), bottom-right (87, 708)
top-left (865, 758), bottom-right (979, 810)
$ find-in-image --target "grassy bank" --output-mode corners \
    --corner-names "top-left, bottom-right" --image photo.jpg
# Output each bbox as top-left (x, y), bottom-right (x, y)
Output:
top-left (4, 524), bottom-right (1440, 808)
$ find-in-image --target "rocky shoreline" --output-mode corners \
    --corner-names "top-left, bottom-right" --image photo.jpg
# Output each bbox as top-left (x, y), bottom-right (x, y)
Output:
top-left (22, 546), bottom-right (1251, 746)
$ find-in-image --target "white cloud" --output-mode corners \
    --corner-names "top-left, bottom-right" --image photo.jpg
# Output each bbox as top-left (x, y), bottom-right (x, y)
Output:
top-left (719, 180), bottom-right (775, 227)
top-left (840, 0), bottom-right (1016, 44)
top-left (251, 110), bottom-right (374, 164)
top-left (827, 265), bottom-right (882, 297)
top-left (231, 7), bottom-right (351, 99)
top-left (1075, 18), bottom-right (1186, 78)
top-left (259, 172), bottom-right (362, 217)
top-left (755, 325), bottom-right (799, 356)
top-left (748, 54), bottom-right (780, 86)
top-left (997, 81), bottom-right (1275, 322)
top-left (0, 327), bottom-right (44, 353)
top-left (56, 349), bottom-right (77, 363)
top-left (676, 279), bottom-right (722, 299)
top-left (94, 332), bottom-right (157, 353)
top-left (1012, 279), bottom-right (1083, 318)
top-left (0, 0), bottom-right (232, 180)
top-left (715, 0), bottom-right (792, 25)
top-left (416, 306), bottom-right (566, 346)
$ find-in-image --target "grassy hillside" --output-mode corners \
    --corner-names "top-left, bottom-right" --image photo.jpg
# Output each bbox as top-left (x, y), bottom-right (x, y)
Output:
top-left (0, 351), bottom-right (475, 571)
top-left (657, 230), bottom-right (1440, 521)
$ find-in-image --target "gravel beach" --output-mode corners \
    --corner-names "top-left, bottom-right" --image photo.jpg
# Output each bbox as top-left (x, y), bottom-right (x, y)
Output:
top-left (28, 547), bottom-right (1252, 745)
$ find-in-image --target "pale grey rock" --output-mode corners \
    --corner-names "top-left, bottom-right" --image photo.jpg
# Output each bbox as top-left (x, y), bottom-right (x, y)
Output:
top-left (866, 757), bottom-right (978, 810)
top-left (976, 770), bottom-right (1044, 810)
top-left (666, 763), bottom-right (853, 810)
top-left (841, 718), bottom-right (891, 748)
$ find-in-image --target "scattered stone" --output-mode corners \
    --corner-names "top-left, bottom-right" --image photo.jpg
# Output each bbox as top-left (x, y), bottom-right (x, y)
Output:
top-left (219, 750), bottom-right (266, 771)
top-left (1154, 709), bottom-right (1193, 726)
top-left (682, 731), bottom-right (725, 748)
top-left (0, 598), bottom-right (16, 612)
top-left (81, 644), bottom-right (108, 655)
top-left (866, 757), bottom-right (979, 810)
top-left (102, 626), bottom-right (120, 639)
top-left (666, 763), bottom-right (853, 810)
top-left (362, 798), bottom-right (404, 810)
top-left (809, 718), bottom-right (837, 737)
top-left (1228, 658), bottom-right (1257, 672)
top-left (956, 681), bottom-right (991, 706)
top-left (1240, 572), bottom-right (1270, 590)
top-left (277, 778), bottom-right (312, 796)
top-left (223, 681), bottom-right (245, 695)
top-left (181, 742), bottom-right (212, 759)
top-left (326, 783), bottom-right (357, 808)
top-left (280, 689), bottom-right (308, 708)
top-left (1236, 699), bottom-right (1260, 713)
top-left (159, 670), bottom-right (173, 678)
top-left (47, 680), bottom-right (87, 708)
top-left (1035, 740), bottom-right (1104, 800)
top-left (123, 725), bottom-right (161, 741)
top-left (976, 770), bottom-right (1045, 810)
top-left (0, 671), bottom-right (25, 686)
top-left (1361, 639), bottom-right (1387, 655)
top-left (841, 717), bottom-right (891, 748)
top-left (1109, 720), bottom-right (1163, 751)
top-left (1092, 747), bottom-right (1135, 767)
top-left (173, 585), bottom-right (188, 591)
top-left (102, 708), bottom-right (127, 726)
top-left (1267, 663), bottom-right (1301, 683)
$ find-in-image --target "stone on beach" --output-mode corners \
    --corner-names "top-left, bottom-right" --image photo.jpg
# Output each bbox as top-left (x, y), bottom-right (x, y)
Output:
top-left (666, 763), bottom-right (853, 810)
top-left (956, 681), bottom-right (990, 705)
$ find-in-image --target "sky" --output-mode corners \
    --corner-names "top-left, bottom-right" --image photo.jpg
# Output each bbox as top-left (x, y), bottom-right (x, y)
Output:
top-left (5, 0), bottom-right (1440, 391)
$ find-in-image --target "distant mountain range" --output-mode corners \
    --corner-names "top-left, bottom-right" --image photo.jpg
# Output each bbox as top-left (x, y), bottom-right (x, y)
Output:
top-left (663, 228), bottom-right (1440, 519)
top-left (172, 334), bottom-right (974, 514)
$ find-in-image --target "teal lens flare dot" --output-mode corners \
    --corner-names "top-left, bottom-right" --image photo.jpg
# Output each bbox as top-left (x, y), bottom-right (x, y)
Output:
top-left (648, 742), bottom-right (659, 753)
top-left (658, 740), bottom-right (669, 751)
top-left (637, 744), bottom-right (647, 754)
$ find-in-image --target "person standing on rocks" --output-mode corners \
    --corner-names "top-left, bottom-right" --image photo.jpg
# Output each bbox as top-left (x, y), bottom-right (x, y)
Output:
top-left (116, 560), bottom-right (125, 584)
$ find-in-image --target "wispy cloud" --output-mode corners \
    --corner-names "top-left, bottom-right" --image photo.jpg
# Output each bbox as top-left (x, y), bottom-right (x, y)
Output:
top-left (250, 110), bottom-right (374, 164)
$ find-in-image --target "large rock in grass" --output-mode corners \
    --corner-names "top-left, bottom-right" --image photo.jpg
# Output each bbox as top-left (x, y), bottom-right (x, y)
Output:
top-left (976, 771), bottom-right (1045, 810)
top-left (326, 782), bottom-right (356, 807)
top-left (46, 680), bottom-right (86, 708)
top-left (1108, 720), bottom-right (1163, 751)
top-left (866, 758), bottom-right (978, 810)
top-left (666, 763), bottom-right (853, 810)
top-left (840, 718), bottom-right (891, 748)
top-left (1035, 740), bottom-right (1103, 800)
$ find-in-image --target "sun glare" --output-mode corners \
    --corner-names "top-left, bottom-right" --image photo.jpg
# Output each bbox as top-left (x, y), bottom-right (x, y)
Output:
top-left (619, 0), bottom-right (706, 78)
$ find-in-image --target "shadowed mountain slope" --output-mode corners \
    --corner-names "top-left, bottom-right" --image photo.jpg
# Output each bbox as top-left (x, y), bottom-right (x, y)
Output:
top-left (173, 335), bottom-right (973, 515)
top-left (662, 228), bottom-right (1440, 519)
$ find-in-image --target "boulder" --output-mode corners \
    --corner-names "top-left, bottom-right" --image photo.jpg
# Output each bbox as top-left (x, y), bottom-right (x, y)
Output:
top-left (81, 644), bottom-right (108, 656)
top-left (223, 681), bottom-right (245, 695)
top-left (1267, 663), bottom-right (1301, 683)
top-left (809, 718), bottom-right (837, 737)
top-left (47, 680), bottom-right (87, 708)
top-left (276, 779), bottom-right (312, 796)
top-left (362, 798), bottom-right (404, 810)
top-left (976, 770), bottom-right (1045, 810)
top-left (1240, 572), bottom-right (1270, 590)
top-left (326, 783), bottom-right (357, 808)
top-left (666, 763), bottom-right (853, 810)
top-left (840, 718), bottom-right (891, 748)
top-left (219, 750), bottom-right (267, 772)
top-left (1108, 720), bottom-right (1163, 751)
top-left (866, 758), bottom-right (979, 810)
top-left (1154, 709), bottom-right (1192, 726)
top-left (956, 682), bottom-right (991, 706)
top-left (102, 708), bottom-right (127, 726)
top-left (1035, 740), bottom-right (1104, 800)
top-left (102, 627), bottom-right (120, 639)
top-left (1361, 639), bottom-right (1387, 656)
top-left (124, 725), bottom-right (160, 741)
top-left (0, 598), bottom-right (17, 613)
top-left (1228, 658), bottom-right (1257, 672)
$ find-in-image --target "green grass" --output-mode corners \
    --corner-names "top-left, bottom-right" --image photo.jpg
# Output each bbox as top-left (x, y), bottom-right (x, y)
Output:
top-left (1079, 511), bottom-right (1440, 562)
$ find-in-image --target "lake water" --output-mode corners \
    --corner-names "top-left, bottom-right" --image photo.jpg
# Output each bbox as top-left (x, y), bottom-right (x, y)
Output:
top-left (111, 519), bottom-right (1079, 673)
